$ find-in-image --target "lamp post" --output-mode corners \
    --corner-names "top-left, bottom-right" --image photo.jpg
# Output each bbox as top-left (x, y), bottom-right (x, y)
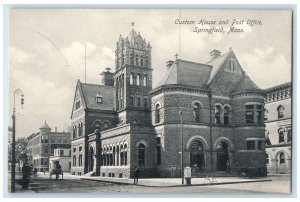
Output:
top-left (11, 89), bottom-right (24, 193)
top-left (179, 110), bottom-right (184, 185)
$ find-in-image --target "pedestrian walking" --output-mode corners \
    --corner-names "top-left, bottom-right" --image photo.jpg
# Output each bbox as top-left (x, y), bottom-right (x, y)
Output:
top-left (226, 160), bottom-right (230, 173)
top-left (56, 163), bottom-right (62, 180)
top-left (133, 167), bottom-right (140, 184)
top-left (33, 167), bottom-right (38, 178)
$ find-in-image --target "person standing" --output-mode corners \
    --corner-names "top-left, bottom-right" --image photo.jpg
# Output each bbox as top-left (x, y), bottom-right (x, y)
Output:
top-left (133, 167), bottom-right (140, 184)
top-left (21, 163), bottom-right (31, 189)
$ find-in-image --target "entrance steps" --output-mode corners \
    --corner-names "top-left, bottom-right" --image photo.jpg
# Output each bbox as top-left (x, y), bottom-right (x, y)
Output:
top-left (84, 171), bottom-right (95, 177)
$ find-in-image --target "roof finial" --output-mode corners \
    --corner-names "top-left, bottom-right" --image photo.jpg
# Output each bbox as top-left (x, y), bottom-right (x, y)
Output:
top-left (174, 53), bottom-right (179, 59)
top-left (131, 22), bottom-right (135, 27)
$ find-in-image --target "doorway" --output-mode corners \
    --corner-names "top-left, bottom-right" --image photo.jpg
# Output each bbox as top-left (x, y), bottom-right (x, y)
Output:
top-left (217, 141), bottom-right (229, 171)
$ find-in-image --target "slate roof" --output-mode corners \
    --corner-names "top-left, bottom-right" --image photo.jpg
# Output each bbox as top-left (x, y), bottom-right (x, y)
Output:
top-left (79, 81), bottom-right (115, 111)
top-left (205, 51), bottom-right (230, 85)
top-left (235, 74), bottom-right (260, 92)
top-left (155, 59), bottom-right (212, 88)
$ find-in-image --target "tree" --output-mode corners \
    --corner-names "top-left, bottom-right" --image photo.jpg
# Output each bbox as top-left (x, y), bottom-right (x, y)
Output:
top-left (8, 136), bottom-right (28, 164)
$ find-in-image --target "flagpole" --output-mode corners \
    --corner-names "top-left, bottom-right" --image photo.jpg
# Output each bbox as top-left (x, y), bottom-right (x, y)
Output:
top-left (85, 44), bottom-right (87, 83)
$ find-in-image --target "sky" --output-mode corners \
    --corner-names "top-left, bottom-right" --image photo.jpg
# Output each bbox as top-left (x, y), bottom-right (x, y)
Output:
top-left (8, 9), bottom-right (292, 138)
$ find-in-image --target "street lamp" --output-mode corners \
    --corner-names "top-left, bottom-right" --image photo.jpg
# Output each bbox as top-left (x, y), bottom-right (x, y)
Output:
top-left (11, 89), bottom-right (24, 193)
top-left (179, 110), bottom-right (184, 185)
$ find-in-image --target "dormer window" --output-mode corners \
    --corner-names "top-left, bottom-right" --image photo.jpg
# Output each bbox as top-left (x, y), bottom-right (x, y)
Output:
top-left (95, 92), bottom-right (103, 104)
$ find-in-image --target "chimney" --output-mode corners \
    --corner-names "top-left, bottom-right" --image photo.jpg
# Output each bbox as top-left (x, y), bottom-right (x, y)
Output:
top-left (210, 49), bottom-right (221, 60)
top-left (55, 127), bottom-right (57, 132)
top-left (100, 68), bottom-right (114, 86)
top-left (166, 60), bottom-right (174, 69)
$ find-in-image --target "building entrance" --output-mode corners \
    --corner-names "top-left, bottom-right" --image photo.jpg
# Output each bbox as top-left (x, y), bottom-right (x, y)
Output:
top-left (88, 146), bottom-right (94, 172)
top-left (217, 141), bottom-right (229, 171)
top-left (190, 140), bottom-right (205, 172)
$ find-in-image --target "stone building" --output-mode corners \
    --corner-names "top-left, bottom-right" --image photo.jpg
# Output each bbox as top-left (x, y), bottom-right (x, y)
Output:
top-left (26, 121), bottom-right (71, 172)
top-left (70, 26), bottom-right (267, 178)
top-left (264, 82), bottom-right (292, 174)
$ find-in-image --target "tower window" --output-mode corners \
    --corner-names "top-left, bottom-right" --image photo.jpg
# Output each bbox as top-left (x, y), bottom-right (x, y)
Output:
top-left (155, 104), bottom-right (161, 123)
top-left (193, 103), bottom-right (201, 123)
top-left (247, 140), bottom-right (255, 150)
top-left (224, 106), bottom-right (229, 125)
top-left (144, 75), bottom-right (148, 86)
top-left (215, 105), bottom-right (221, 124)
top-left (138, 143), bottom-right (145, 166)
top-left (245, 105), bottom-right (254, 124)
top-left (144, 98), bottom-right (147, 108)
top-left (137, 97), bottom-right (141, 107)
top-left (135, 56), bottom-right (139, 66)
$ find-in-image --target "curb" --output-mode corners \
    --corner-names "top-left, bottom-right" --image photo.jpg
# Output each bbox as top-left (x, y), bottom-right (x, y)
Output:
top-left (80, 177), bottom-right (272, 188)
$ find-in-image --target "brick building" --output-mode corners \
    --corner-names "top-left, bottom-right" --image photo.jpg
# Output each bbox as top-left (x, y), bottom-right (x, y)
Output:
top-left (70, 26), bottom-right (267, 178)
top-left (264, 82), bottom-right (291, 174)
top-left (26, 121), bottom-right (71, 172)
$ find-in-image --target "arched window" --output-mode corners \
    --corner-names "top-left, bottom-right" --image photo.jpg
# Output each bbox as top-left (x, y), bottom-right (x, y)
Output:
top-left (139, 74), bottom-right (143, 86)
top-left (279, 152), bottom-right (285, 164)
top-left (73, 155), bottom-right (76, 167)
top-left (94, 121), bottom-right (101, 131)
top-left (78, 122), bottom-right (82, 137)
top-left (136, 74), bottom-right (140, 86)
top-left (135, 55), bottom-right (139, 66)
top-left (278, 128), bottom-right (285, 143)
top-left (193, 103), bottom-right (201, 123)
top-left (124, 144), bottom-right (128, 165)
top-left (120, 145), bottom-right (124, 166)
top-left (277, 105), bottom-right (284, 119)
top-left (143, 75), bottom-right (148, 86)
top-left (138, 143), bottom-right (145, 166)
top-left (155, 104), bottom-right (161, 123)
top-left (145, 56), bottom-right (149, 67)
top-left (130, 73), bottom-right (134, 85)
top-left (215, 105), bottom-right (221, 124)
top-left (103, 121), bottom-right (109, 130)
top-left (224, 106), bottom-right (229, 125)
top-left (140, 55), bottom-right (144, 66)
top-left (130, 53), bottom-right (133, 65)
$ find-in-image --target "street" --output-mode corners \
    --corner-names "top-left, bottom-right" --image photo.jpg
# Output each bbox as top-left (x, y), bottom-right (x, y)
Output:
top-left (13, 175), bottom-right (291, 194)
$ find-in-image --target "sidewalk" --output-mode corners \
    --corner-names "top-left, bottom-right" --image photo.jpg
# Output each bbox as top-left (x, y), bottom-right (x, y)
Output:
top-left (80, 175), bottom-right (272, 187)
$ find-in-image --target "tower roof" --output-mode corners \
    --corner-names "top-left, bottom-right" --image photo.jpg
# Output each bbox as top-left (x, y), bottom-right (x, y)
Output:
top-left (40, 121), bottom-right (51, 129)
top-left (235, 74), bottom-right (260, 92)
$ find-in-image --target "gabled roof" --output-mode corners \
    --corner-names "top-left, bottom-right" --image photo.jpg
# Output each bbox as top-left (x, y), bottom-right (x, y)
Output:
top-left (155, 59), bottom-right (212, 88)
top-left (80, 82), bottom-right (115, 111)
top-left (71, 80), bottom-right (115, 117)
top-left (205, 50), bottom-right (231, 85)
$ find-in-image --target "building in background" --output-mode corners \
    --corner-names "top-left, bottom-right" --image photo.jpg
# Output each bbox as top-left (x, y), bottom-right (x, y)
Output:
top-left (264, 82), bottom-right (292, 174)
top-left (70, 25), bottom-right (267, 178)
top-left (49, 148), bottom-right (71, 172)
top-left (26, 121), bottom-right (71, 172)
